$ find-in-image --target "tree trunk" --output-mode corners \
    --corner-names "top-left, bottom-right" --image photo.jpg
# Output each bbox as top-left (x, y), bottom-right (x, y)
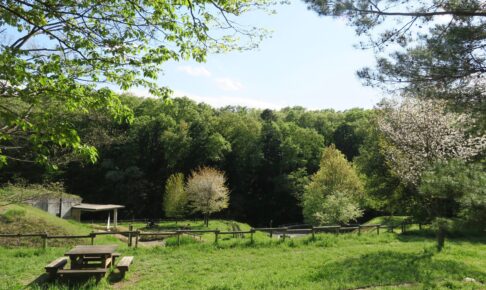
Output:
top-left (437, 225), bottom-right (445, 252)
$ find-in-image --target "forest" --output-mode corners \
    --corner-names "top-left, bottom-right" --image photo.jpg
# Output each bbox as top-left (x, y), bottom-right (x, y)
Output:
top-left (2, 95), bottom-right (484, 228)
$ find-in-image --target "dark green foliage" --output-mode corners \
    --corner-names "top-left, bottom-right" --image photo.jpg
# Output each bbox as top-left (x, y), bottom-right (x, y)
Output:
top-left (419, 160), bottom-right (486, 226)
top-left (13, 96), bottom-right (468, 226)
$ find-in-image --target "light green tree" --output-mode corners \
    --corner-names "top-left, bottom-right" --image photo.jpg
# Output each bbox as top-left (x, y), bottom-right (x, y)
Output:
top-left (186, 167), bottom-right (229, 227)
top-left (303, 145), bottom-right (363, 225)
top-left (163, 173), bottom-right (187, 219)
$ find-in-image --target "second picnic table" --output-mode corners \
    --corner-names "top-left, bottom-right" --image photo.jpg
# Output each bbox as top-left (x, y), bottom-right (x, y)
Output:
top-left (64, 245), bottom-right (119, 270)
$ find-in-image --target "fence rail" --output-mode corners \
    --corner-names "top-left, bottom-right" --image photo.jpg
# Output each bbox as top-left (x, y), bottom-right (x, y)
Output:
top-left (0, 222), bottom-right (428, 249)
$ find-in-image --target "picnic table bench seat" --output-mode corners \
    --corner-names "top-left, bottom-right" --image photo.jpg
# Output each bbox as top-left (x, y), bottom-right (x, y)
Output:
top-left (58, 268), bottom-right (107, 279)
top-left (117, 256), bottom-right (134, 276)
top-left (45, 257), bottom-right (68, 278)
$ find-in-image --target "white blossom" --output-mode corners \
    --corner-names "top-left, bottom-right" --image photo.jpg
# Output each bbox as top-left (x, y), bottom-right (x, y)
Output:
top-left (377, 98), bottom-right (486, 185)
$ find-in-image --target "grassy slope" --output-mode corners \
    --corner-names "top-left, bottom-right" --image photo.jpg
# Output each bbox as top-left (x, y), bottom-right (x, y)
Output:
top-left (0, 204), bottom-right (96, 247)
top-left (0, 204), bottom-right (90, 233)
top-left (365, 216), bottom-right (410, 227)
top-left (1, 213), bottom-right (486, 289)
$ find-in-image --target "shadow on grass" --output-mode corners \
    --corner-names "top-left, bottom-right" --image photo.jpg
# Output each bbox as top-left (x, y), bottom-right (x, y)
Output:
top-left (28, 274), bottom-right (102, 290)
top-left (107, 271), bottom-right (124, 284)
top-left (140, 221), bottom-right (206, 232)
top-left (397, 230), bottom-right (486, 245)
top-left (28, 271), bottom-right (129, 289)
top-left (310, 250), bottom-right (486, 289)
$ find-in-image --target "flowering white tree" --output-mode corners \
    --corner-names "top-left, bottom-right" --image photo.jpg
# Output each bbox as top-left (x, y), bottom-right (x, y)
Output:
top-left (186, 167), bottom-right (229, 227)
top-left (377, 98), bottom-right (486, 185)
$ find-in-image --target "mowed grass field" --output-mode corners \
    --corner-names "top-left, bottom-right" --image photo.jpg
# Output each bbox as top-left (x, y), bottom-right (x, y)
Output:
top-left (2, 207), bottom-right (486, 289)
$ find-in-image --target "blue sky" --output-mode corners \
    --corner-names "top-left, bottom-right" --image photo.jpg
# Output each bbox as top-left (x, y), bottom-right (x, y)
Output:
top-left (129, 1), bottom-right (384, 110)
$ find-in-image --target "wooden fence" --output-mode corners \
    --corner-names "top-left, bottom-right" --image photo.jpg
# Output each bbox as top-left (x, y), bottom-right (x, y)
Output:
top-left (0, 222), bottom-right (425, 249)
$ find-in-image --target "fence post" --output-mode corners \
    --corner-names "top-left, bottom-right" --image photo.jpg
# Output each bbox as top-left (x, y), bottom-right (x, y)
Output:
top-left (250, 228), bottom-right (255, 244)
top-left (177, 231), bottom-right (181, 246)
top-left (42, 232), bottom-right (47, 249)
top-left (311, 226), bottom-right (315, 240)
top-left (128, 225), bottom-right (133, 247)
top-left (419, 223), bottom-right (422, 230)
top-left (282, 228), bottom-right (287, 241)
top-left (17, 233), bottom-right (21, 246)
top-left (135, 231), bottom-right (139, 248)
top-left (269, 229), bottom-right (273, 238)
top-left (215, 230), bottom-right (220, 244)
top-left (90, 231), bottom-right (95, 245)
top-left (376, 225), bottom-right (380, 235)
top-left (358, 225), bottom-right (361, 235)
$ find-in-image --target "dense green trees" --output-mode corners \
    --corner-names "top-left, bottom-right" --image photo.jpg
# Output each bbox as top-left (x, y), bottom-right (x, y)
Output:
top-left (1, 96), bottom-right (376, 225)
top-left (419, 160), bottom-right (486, 226)
top-left (2, 94), bottom-right (483, 227)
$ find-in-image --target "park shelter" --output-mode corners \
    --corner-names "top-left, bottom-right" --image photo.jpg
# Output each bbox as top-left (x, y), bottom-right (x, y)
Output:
top-left (71, 203), bottom-right (125, 228)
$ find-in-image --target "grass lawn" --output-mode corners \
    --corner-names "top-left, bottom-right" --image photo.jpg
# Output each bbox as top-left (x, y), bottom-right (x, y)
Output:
top-left (2, 230), bottom-right (486, 289)
top-left (2, 206), bottom-right (486, 289)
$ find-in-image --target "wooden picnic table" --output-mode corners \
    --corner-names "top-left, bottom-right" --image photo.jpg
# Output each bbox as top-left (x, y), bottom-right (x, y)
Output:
top-left (64, 245), bottom-right (118, 270)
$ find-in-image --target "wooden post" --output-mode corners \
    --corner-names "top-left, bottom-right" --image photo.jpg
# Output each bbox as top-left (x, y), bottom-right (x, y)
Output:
top-left (114, 209), bottom-right (118, 229)
top-left (215, 230), bottom-right (220, 244)
top-left (311, 226), bottom-right (315, 240)
top-left (376, 225), bottom-right (380, 235)
top-left (419, 223), bottom-right (422, 230)
top-left (128, 225), bottom-right (133, 247)
top-left (135, 231), bottom-right (139, 248)
top-left (269, 230), bottom-right (273, 238)
top-left (282, 228), bottom-right (287, 241)
top-left (17, 233), bottom-right (21, 246)
top-left (42, 233), bottom-right (47, 249)
top-left (250, 228), bottom-right (255, 244)
top-left (177, 231), bottom-right (181, 246)
top-left (358, 225), bottom-right (361, 235)
top-left (90, 231), bottom-right (95, 245)
top-left (336, 227), bottom-right (340, 235)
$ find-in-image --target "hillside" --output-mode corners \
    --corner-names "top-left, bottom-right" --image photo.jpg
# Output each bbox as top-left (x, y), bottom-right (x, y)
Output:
top-left (0, 204), bottom-right (91, 247)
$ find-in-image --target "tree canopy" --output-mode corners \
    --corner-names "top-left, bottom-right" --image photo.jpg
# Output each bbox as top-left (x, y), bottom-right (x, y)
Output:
top-left (0, 0), bottom-right (274, 167)
top-left (304, 0), bottom-right (486, 118)
top-left (377, 97), bottom-right (485, 185)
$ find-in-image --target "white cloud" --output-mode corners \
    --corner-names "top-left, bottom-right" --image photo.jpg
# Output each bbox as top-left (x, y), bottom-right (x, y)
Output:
top-left (177, 65), bottom-right (212, 77)
top-left (215, 77), bottom-right (244, 91)
top-left (173, 90), bottom-right (284, 109)
top-left (118, 88), bottom-right (154, 98)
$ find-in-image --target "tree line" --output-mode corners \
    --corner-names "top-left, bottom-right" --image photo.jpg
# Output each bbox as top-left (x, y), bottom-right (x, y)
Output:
top-left (2, 95), bottom-right (484, 229)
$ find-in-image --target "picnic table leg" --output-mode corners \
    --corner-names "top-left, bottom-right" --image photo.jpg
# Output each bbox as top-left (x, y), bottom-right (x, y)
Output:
top-left (69, 256), bottom-right (83, 269)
